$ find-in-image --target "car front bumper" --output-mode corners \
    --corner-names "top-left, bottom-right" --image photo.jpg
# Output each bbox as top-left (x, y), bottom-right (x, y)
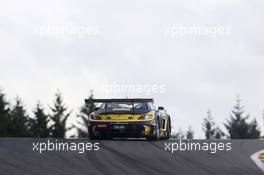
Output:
top-left (88, 120), bottom-right (157, 138)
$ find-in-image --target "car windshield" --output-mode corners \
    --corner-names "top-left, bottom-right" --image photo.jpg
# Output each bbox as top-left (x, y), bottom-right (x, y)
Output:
top-left (97, 102), bottom-right (150, 114)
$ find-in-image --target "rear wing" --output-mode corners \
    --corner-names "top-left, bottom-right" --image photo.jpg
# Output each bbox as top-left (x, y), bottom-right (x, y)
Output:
top-left (85, 98), bottom-right (154, 104)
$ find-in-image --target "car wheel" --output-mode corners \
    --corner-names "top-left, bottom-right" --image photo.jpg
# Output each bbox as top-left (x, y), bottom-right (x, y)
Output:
top-left (88, 127), bottom-right (99, 140)
top-left (148, 125), bottom-right (160, 141)
top-left (165, 118), bottom-right (171, 140)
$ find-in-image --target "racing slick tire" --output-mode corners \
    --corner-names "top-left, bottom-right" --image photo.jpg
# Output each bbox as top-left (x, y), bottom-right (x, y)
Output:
top-left (164, 117), bottom-right (171, 140)
top-left (147, 125), bottom-right (160, 141)
top-left (88, 131), bottom-right (97, 140)
top-left (88, 126), bottom-right (100, 140)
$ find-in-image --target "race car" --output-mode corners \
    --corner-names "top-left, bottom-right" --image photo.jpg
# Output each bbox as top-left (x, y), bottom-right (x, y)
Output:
top-left (85, 98), bottom-right (171, 140)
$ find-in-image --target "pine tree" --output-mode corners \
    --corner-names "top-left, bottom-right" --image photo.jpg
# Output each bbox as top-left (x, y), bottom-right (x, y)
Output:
top-left (50, 92), bottom-right (71, 138)
top-left (186, 126), bottom-right (194, 139)
top-left (202, 110), bottom-right (216, 139)
top-left (0, 90), bottom-right (12, 136)
top-left (76, 90), bottom-right (95, 138)
top-left (248, 119), bottom-right (261, 139)
top-left (224, 96), bottom-right (260, 139)
top-left (9, 97), bottom-right (30, 137)
top-left (29, 102), bottom-right (50, 137)
top-left (214, 126), bottom-right (224, 139)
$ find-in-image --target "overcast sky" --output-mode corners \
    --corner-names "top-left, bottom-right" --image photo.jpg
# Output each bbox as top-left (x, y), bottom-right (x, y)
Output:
top-left (0, 0), bottom-right (264, 138)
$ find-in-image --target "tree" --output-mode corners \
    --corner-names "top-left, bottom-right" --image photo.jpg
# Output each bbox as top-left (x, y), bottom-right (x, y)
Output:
top-left (29, 102), bottom-right (50, 137)
top-left (49, 92), bottom-right (71, 138)
top-left (76, 90), bottom-right (95, 138)
top-left (202, 110), bottom-right (216, 139)
top-left (186, 126), bottom-right (194, 139)
top-left (0, 90), bottom-right (12, 136)
top-left (9, 97), bottom-right (30, 137)
top-left (202, 110), bottom-right (224, 139)
top-left (214, 126), bottom-right (225, 139)
top-left (248, 119), bottom-right (261, 139)
top-left (224, 96), bottom-right (261, 139)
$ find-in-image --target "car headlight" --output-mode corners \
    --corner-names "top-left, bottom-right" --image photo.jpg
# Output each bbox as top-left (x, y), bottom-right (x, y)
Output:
top-left (138, 114), bottom-right (153, 120)
top-left (90, 114), bottom-right (101, 120)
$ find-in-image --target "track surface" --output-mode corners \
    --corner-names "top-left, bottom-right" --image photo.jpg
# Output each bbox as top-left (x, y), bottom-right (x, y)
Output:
top-left (0, 138), bottom-right (263, 175)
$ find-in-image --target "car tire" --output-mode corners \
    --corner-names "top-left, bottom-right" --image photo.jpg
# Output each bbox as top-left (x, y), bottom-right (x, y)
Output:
top-left (165, 118), bottom-right (171, 140)
top-left (88, 132), bottom-right (97, 140)
top-left (88, 126), bottom-right (99, 140)
top-left (148, 125), bottom-right (160, 141)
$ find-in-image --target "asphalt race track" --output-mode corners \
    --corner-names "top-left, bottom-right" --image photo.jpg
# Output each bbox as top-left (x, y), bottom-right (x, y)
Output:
top-left (0, 138), bottom-right (263, 175)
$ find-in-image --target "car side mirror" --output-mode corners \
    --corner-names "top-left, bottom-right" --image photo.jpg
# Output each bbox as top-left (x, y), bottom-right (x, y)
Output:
top-left (158, 106), bottom-right (164, 110)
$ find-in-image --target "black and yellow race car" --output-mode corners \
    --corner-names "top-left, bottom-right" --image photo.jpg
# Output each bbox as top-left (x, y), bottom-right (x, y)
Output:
top-left (85, 98), bottom-right (171, 140)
